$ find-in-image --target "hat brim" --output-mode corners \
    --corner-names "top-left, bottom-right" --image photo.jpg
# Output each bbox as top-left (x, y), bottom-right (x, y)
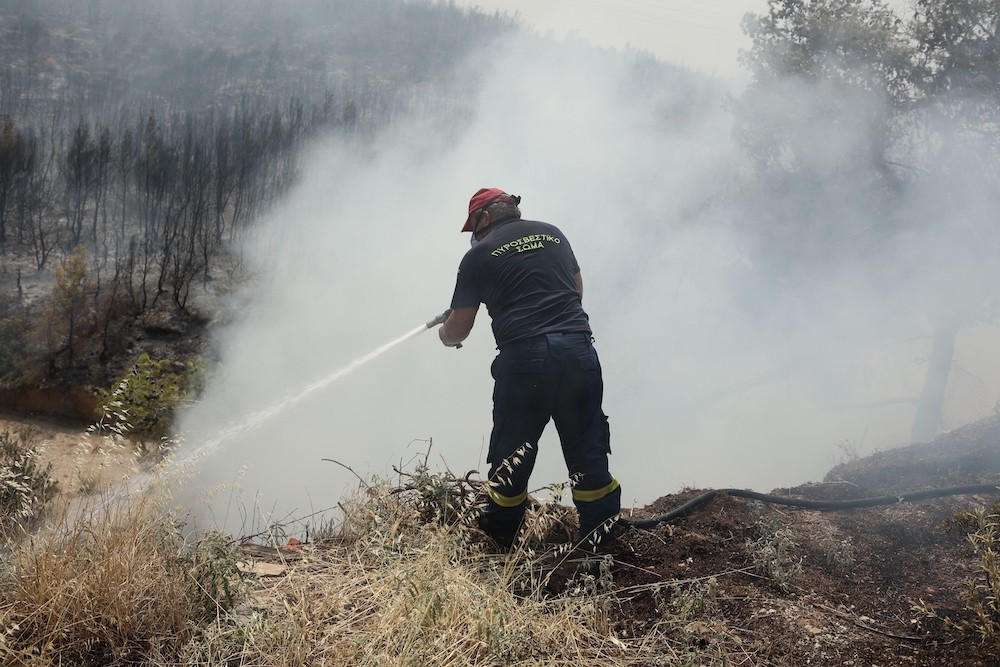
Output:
top-left (461, 214), bottom-right (474, 233)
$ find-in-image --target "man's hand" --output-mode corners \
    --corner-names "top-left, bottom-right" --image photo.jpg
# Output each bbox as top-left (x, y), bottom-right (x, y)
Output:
top-left (439, 306), bottom-right (478, 347)
top-left (426, 308), bottom-right (452, 328)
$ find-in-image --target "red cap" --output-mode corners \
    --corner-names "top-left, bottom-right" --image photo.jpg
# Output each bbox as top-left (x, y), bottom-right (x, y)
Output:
top-left (462, 187), bottom-right (511, 232)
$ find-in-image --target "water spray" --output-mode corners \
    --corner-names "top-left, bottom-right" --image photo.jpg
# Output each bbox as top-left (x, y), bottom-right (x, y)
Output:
top-left (170, 309), bottom-right (456, 468)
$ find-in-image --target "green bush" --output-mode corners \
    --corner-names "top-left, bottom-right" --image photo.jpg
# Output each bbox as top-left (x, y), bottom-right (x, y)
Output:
top-left (98, 353), bottom-right (204, 442)
top-left (182, 530), bottom-right (249, 621)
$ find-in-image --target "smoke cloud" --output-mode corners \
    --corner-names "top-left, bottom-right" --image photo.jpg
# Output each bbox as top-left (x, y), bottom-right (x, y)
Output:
top-left (175, 25), bottom-right (1000, 533)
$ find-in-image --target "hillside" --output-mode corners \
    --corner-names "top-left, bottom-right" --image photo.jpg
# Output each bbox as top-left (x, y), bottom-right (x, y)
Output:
top-left (241, 413), bottom-right (1000, 665)
top-left (5, 408), bottom-right (1000, 665)
top-left (0, 0), bottom-right (523, 420)
top-left (3, 1), bottom-right (1000, 663)
top-left (614, 415), bottom-right (1000, 665)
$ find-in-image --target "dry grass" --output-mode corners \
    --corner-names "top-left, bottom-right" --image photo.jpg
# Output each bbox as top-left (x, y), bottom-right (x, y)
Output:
top-left (0, 485), bottom-right (205, 665)
top-left (210, 489), bottom-right (635, 666)
top-left (0, 459), bottom-right (672, 666)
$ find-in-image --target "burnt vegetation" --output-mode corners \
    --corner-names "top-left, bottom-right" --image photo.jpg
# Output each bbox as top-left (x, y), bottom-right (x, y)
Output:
top-left (0, 0), bottom-right (516, 415)
top-left (2, 1), bottom-right (1000, 664)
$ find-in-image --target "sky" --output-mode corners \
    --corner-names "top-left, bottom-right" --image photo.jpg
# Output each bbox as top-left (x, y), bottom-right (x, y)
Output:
top-left (449, 0), bottom-right (915, 79)
top-left (451, 0), bottom-right (757, 79)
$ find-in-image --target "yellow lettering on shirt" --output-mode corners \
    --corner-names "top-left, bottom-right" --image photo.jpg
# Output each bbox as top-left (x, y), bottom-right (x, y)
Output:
top-left (491, 234), bottom-right (560, 257)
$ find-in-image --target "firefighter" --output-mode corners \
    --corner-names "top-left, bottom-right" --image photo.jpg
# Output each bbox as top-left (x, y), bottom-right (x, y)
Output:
top-left (439, 188), bottom-right (621, 551)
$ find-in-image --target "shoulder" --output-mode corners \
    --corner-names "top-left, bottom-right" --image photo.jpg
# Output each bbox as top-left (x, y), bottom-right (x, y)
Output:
top-left (521, 219), bottom-right (570, 244)
top-left (522, 219), bottom-right (564, 235)
top-left (458, 244), bottom-right (489, 269)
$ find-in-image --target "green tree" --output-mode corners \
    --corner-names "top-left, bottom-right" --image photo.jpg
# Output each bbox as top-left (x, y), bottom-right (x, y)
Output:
top-left (734, 0), bottom-right (913, 279)
top-left (741, 0), bottom-right (911, 97)
top-left (911, 0), bottom-right (1000, 113)
top-left (904, 0), bottom-right (1000, 440)
top-left (735, 0), bottom-right (1000, 442)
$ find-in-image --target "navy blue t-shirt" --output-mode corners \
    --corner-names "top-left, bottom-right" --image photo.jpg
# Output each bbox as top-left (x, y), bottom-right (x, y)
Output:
top-left (450, 218), bottom-right (592, 348)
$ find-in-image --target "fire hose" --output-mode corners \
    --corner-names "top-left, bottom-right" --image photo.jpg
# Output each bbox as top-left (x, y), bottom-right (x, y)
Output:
top-left (426, 309), bottom-right (452, 328)
top-left (619, 483), bottom-right (1000, 529)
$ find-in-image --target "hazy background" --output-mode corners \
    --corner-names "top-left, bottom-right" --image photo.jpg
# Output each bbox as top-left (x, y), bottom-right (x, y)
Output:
top-left (168, 0), bottom-right (1000, 532)
top-left (445, 0), bottom-right (917, 79)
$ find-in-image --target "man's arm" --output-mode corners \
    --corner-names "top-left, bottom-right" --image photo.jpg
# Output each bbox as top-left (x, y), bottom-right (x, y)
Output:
top-left (575, 272), bottom-right (584, 301)
top-left (439, 306), bottom-right (478, 347)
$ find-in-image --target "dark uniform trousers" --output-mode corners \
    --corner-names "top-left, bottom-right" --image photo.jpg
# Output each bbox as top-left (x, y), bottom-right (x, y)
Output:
top-left (480, 331), bottom-right (621, 547)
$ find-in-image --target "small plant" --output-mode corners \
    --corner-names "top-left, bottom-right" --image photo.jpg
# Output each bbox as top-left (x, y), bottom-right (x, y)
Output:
top-left (74, 469), bottom-right (102, 495)
top-left (182, 530), bottom-right (249, 621)
top-left (0, 427), bottom-right (58, 536)
top-left (915, 501), bottom-right (1000, 646)
top-left (649, 577), bottom-right (742, 666)
top-left (653, 577), bottom-right (719, 625)
top-left (401, 459), bottom-right (477, 526)
top-left (746, 510), bottom-right (802, 591)
top-left (502, 478), bottom-right (579, 553)
top-left (834, 438), bottom-right (862, 465)
top-left (818, 523), bottom-right (856, 574)
top-left (73, 393), bottom-right (133, 494)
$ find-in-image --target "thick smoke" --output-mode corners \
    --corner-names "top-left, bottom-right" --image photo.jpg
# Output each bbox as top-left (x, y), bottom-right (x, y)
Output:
top-left (175, 24), bottom-right (1000, 532)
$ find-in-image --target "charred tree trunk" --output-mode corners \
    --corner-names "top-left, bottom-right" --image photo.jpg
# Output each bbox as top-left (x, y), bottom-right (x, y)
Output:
top-left (910, 314), bottom-right (959, 443)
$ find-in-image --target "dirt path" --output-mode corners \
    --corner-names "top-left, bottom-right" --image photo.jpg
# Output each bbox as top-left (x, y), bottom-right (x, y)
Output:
top-left (1, 411), bottom-right (140, 497)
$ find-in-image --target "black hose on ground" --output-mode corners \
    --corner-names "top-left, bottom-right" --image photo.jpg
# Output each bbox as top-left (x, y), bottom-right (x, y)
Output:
top-left (620, 483), bottom-right (1000, 530)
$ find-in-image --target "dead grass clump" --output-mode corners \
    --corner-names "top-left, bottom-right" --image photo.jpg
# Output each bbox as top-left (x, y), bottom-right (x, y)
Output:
top-left (0, 451), bottom-right (681, 665)
top-left (0, 484), bottom-right (244, 666)
top-left (192, 480), bottom-right (643, 666)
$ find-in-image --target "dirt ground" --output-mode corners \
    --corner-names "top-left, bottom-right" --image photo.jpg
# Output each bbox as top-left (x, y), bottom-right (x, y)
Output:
top-left (609, 414), bottom-right (1000, 666)
top-left (2, 411), bottom-right (141, 497)
top-left (9, 408), bottom-right (1000, 665)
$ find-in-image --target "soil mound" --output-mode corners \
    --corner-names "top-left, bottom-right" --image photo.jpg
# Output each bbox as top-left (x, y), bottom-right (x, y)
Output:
top-left (612, 416), bottom-right (1000, 665)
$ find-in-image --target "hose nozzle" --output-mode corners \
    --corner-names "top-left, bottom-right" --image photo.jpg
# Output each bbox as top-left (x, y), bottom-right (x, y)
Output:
top-left (426, 308), bottom-right (452, 328)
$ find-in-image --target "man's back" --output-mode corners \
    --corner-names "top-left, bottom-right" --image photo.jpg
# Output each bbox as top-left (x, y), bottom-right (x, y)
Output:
top-left (450, 218), bottom-right (591, 347)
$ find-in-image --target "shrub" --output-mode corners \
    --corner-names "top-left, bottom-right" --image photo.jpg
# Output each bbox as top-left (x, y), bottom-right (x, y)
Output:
top-left (915, 501), bottom-right (1000, 646)
top-left (182, 530), bottom-right (249, 621)
top-left (746, 509), bottom-right (802, 592)
top-left (98, 353), bottom-right (204, 442)
top-left (0, 427), bottom-right (58, 537)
